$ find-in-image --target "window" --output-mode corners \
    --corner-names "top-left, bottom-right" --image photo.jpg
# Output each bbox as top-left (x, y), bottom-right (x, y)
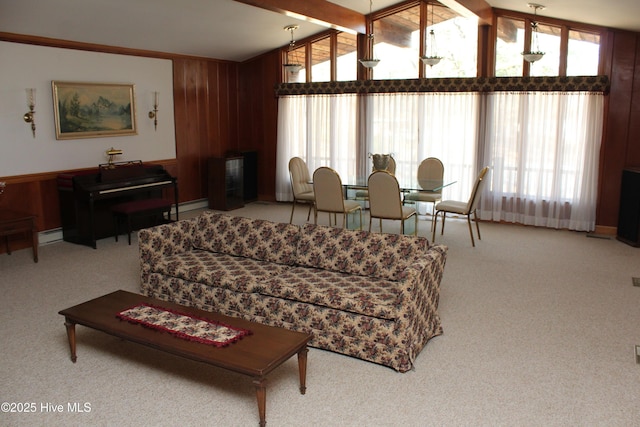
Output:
top-left (281, 2), bottom-right (479, 82)
top-left (495, 16), bottom-right (525, 77)
top-left (336, 32), bottom-right (358, 81)
top-left (494, 11), bottom-right (602, 77)
top-left (371, 3), bottom-right (477, 80)
top-left (423, 7), bottom-right (478, 78)
top-left (311, 37), bottom-right (331, 82)
top-left (529, 23), bottom-right (561, 76)
top-left (567, 30), bottom-right (600, 76)
top-left (372, 5), bottom-right (421, 80)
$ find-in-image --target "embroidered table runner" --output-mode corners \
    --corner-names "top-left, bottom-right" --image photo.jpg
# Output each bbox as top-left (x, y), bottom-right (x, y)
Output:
top-left (117, 303), bottom-right (251, 347)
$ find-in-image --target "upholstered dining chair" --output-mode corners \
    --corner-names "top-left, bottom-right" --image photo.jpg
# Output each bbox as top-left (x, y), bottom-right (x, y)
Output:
top-left (403, 157), bottom-right (444, 217)
top-left (288, 157), bottom-right (315, 224)
top-left (368, 170), bottom-right (417, 235)
top-left (313, 166), bottom-right (362, 229)
top-left (355, 154), bottom-right (396, 202)
top-left (432, 166), bottom-right (490, 247)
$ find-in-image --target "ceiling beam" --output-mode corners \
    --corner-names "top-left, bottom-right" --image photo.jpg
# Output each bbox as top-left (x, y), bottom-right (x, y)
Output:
top-left (233, 0), bottom-right (366, 34)
top-left (439, 0), bottom-right (493, 26)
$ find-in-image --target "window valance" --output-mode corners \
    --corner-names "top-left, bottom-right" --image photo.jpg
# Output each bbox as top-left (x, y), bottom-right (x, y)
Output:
top-left (275, 75), bottom-right (609, 96)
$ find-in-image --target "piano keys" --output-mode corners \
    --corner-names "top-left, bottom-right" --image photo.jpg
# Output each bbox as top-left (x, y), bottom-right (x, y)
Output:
top-left (58, 161), bottom-right (178, 248)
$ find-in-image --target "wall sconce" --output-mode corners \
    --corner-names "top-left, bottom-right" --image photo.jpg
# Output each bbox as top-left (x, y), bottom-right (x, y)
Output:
top-left (23, 88), bottom-right (36, 138)
top-left (148, 91), bottom-right (159, 130)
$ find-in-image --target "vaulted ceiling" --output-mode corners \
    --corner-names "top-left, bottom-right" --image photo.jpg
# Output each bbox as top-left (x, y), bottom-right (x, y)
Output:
top-left (1, 0), bottom-right (639, 62)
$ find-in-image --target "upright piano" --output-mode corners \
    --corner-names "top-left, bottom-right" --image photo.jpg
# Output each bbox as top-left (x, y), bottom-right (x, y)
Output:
top-left (58, 161), bottom-right (178, 248)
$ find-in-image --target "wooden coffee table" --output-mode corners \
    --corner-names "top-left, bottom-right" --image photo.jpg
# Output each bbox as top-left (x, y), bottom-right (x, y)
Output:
top-left (59, 290), bottom-right (312, 427)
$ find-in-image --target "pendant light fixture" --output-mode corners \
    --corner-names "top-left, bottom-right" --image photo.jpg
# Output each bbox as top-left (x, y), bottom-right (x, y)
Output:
top-left (359, 0), bottom-right (380, 68)
top-left (283, 25), bottom-right (303, 74)
top-left (522, 3), bottom-right (545, 63)
top-left (421, 1), bottom-right (443, 67)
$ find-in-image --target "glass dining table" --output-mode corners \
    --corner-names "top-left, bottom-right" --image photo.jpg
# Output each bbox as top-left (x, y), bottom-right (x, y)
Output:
top-left (343, 177), bottom-right (456, 198)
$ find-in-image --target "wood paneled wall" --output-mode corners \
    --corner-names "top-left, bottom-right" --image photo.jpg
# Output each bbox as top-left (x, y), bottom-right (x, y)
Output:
top-left (172, 58), bottom-right (240, 202)
top-left (238, 51), bottom-right (281, 201)
top-left (597, 30), bottom-right (640, 231)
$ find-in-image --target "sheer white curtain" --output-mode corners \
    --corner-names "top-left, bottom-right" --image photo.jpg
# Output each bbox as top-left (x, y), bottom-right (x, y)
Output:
top-left (276, 94), bottom-right (358, 201)
top-left (417, 93), bottom-right (479, 201)
top-left (278, 92), bottom-right (480, 204)
top-left (479, 91), bottom-right (604, 231)
top-left (366, 92), bottom-right (479, 202)
top-left (277, 90), bottom-right (603, 231)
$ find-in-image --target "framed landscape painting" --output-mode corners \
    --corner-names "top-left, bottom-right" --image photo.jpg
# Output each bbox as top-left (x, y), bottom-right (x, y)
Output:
top-left (52, 81), bottom-right (137, 140)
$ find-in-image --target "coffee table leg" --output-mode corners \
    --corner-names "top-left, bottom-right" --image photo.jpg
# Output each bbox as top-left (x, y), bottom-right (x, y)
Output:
top-left (252, 377), bottom-right (267, 427)
top-left (298, 346), bottom-right (308, 395)
top-left (64, 318), bottom-right (77, 363)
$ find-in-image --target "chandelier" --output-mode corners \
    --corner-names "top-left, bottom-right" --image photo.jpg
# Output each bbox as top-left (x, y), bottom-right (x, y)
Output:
top-left (283, 25), bottom-right (303, 74)
top-left (359, 0), bottom-right (380, 68)
top-left (522, 3), bottom-right (545, 63)
top-left (420, 1), bottom-right (443, 67)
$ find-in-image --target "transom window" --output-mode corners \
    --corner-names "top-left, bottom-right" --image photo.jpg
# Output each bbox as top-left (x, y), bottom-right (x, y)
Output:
top-left (494, 11), bottom-right (602, 77)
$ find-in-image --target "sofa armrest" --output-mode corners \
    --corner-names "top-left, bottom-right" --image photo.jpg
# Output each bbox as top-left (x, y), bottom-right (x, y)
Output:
top-left (393, 243), bottom-right (447, 353)
top-left (138, 218), bottom-right (196, 269)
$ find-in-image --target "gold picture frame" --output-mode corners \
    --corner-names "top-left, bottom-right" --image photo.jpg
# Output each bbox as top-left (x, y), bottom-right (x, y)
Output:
top-left (52, 81), bottom-right (137, 140)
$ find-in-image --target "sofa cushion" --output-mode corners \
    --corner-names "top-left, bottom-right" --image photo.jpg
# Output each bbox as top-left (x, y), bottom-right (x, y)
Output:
top-left (296, 224), bottom-right (430, 281)
top-left (192, 211), bottom-right (300, 265)
top-left (150, 250), bottom-right (292, 293)
top-left (261, 267), bottom-right (400, 320)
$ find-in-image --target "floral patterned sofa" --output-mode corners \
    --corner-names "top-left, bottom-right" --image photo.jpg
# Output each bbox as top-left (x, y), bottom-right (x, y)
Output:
top-left (139, 210), bottom-right (447, 372)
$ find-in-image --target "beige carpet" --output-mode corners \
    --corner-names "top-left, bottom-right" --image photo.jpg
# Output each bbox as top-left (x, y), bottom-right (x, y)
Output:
top-left (1, 201), bottom-right (639, 426)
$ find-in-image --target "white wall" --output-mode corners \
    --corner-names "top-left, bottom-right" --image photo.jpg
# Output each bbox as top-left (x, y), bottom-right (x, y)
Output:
top-left (0, 41), bottom-right (176, 176)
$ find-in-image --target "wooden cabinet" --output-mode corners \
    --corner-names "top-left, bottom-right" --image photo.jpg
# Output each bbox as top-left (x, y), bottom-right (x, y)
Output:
top-left (208, 156), bottom-right (244, 211)
top-left (617, 168), bottom-right (640, 247)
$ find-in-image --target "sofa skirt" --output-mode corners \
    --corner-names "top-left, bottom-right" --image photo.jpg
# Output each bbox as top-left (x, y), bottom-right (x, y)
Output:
top-left (141, 272), bottom-right (442, 372)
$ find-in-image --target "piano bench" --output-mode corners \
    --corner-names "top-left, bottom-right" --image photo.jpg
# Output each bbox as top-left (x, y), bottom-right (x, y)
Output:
top-left (111, 198), bottom-right (173, 245)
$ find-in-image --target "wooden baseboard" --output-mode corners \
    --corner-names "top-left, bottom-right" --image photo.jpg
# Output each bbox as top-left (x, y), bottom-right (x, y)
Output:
top-left (594, 225), bottom-right (617, 236)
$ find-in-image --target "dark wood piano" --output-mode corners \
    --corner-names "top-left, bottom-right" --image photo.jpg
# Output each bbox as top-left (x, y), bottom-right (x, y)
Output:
top-left (58, 161), bottom-right (178, 248)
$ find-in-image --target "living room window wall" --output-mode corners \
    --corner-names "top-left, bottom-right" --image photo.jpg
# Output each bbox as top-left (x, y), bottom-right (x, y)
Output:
top-left (275, 5), bottom-right (606, 231)
top-left (276, 87), bottom-right (604, 231)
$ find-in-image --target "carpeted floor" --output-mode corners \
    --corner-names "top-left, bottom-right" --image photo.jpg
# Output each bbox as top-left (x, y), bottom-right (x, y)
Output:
top-left (1, 201), bottom-right (639, 426)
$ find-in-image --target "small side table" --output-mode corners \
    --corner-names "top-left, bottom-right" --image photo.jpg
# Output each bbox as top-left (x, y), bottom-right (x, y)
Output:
top-left (0, 210), bottom-right (38, 263)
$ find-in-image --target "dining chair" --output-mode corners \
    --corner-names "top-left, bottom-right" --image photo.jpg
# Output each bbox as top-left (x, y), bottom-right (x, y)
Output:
top-left (403, 157), bottom-right (444, 218)
top-left (313, 166), bottom-right (362, 229)
top-left (368, 170), bottom-right (417, 235)
top-left (288, 157), bottom-right (315, 224)
top-left (432, 166), bottom-right (490, 247)
top-left (355, 154), bottom-right (396, 202)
